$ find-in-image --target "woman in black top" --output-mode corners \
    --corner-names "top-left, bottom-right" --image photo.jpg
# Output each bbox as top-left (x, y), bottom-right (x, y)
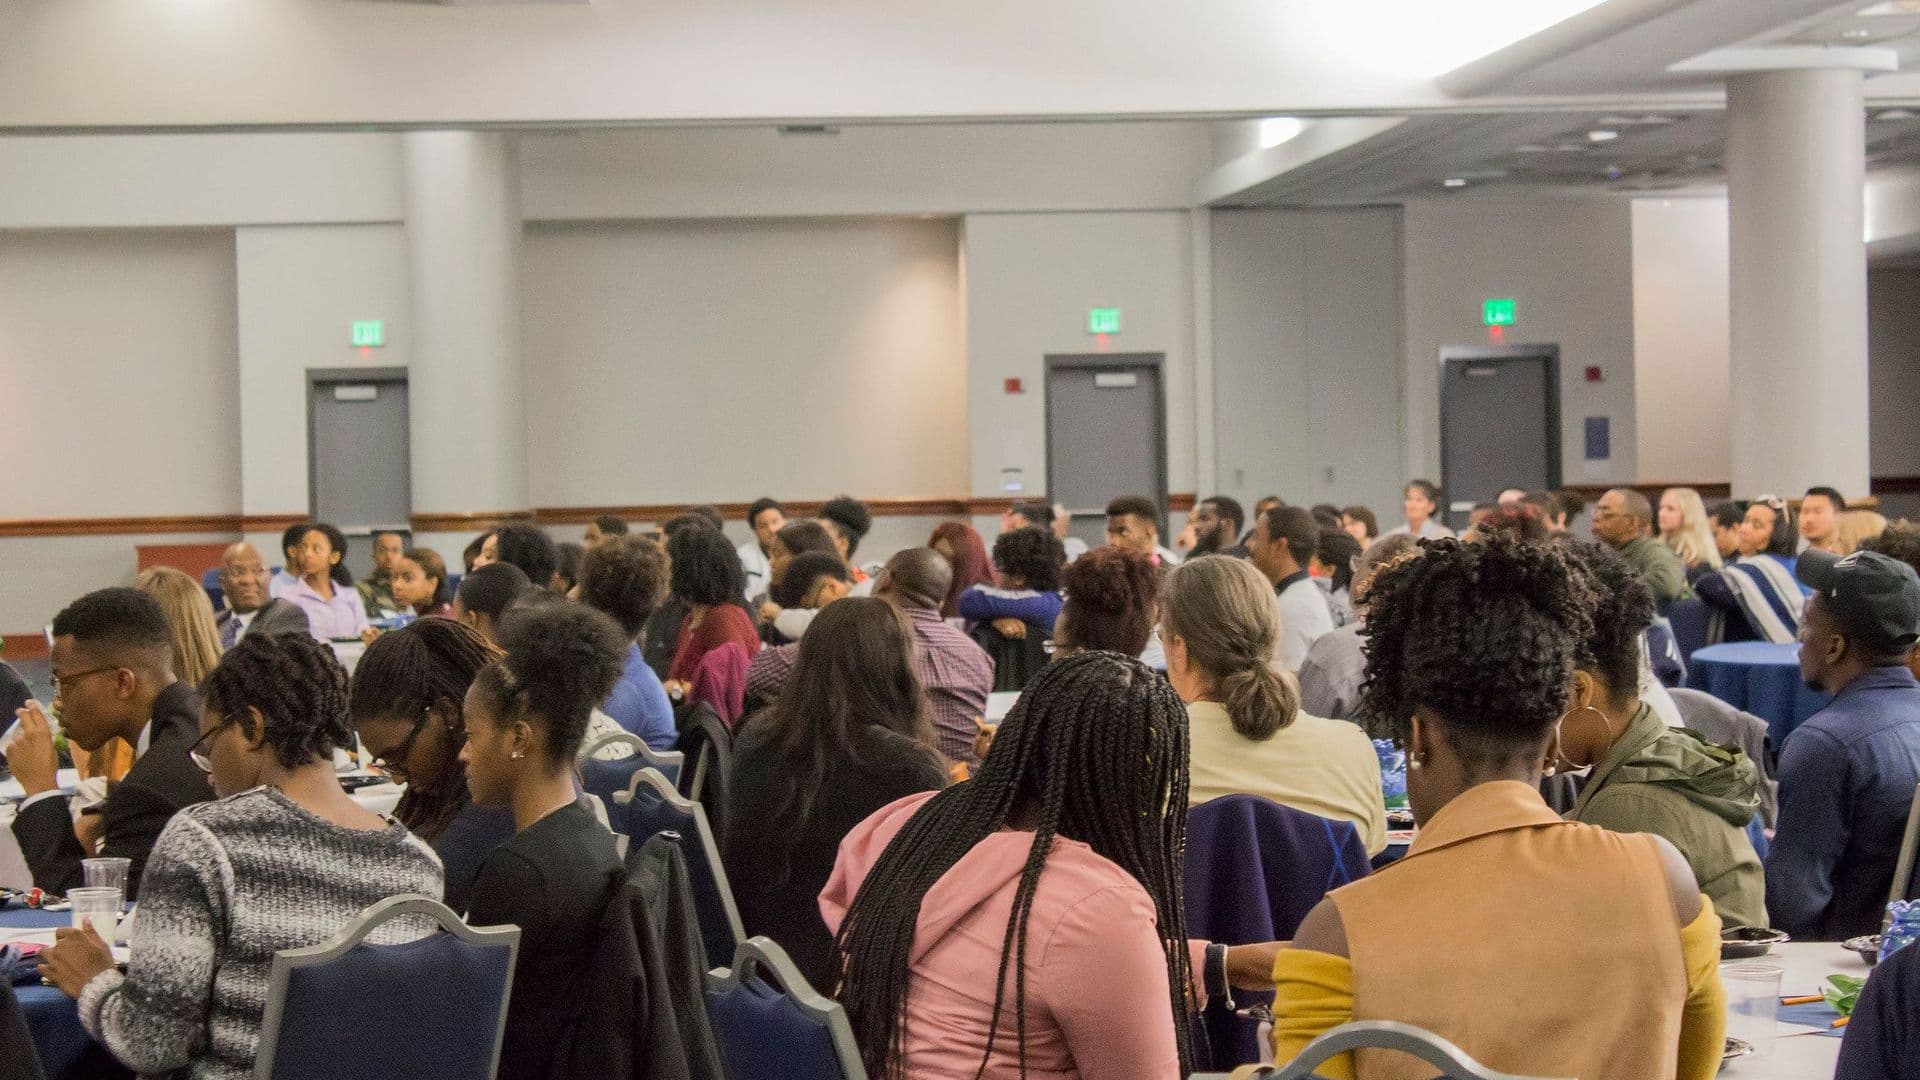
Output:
top-left (461, 601), bottom-right (628, 1080)
top-left (723, 597), bottom-right (948, 990)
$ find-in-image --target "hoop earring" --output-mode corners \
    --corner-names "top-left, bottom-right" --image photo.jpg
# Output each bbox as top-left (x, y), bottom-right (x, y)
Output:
top-left (1553, 704), bottom-right (1613, 771)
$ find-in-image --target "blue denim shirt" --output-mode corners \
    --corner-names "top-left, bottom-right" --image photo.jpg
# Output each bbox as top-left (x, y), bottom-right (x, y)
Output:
top-left (601, 643), bottom-right (679, 751)
top-left (1765, 666), bottom-right (1920, 940)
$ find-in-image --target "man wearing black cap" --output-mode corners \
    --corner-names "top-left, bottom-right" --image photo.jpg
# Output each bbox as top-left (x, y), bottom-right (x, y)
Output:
top-left (1765, 550), bottom-right (1920, 940)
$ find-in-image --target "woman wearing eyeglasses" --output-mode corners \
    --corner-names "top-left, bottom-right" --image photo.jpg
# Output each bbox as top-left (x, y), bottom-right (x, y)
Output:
top-left (349, 618), bottom-right (518, 912)
top-left (37, 631), bottom-right (442, 1080)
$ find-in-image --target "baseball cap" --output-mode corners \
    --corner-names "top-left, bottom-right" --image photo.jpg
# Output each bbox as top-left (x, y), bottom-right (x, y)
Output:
top-left (1796, 549), bottom-right (1920, 653)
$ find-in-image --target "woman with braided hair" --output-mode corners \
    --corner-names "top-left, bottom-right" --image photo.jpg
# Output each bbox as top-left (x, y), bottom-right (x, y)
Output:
top-left (822, 650), bottom-right (1276, 1080)
top-left (1263, 535), bottom-right (1726, 1080)
top-left (40, 631), bottom-right (442, 1080)
top-left (350, 617), bottom-right (518, 912)
top-left (1162, 555), bottom-right (1387, 854)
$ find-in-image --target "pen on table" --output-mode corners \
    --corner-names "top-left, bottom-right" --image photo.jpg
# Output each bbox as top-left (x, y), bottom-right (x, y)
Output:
top-left (1781, 995), bottom-right (1824, 1005)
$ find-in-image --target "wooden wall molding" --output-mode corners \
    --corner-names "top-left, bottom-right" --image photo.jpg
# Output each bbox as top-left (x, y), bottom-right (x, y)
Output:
top-left (409, 510), bottom-right (538, 533)
top-left (0, 513), bottom-right (308, 539)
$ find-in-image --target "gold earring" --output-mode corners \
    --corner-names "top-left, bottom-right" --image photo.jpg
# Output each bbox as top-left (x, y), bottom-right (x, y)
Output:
top-left (510, 750), bottom-right (524, 760)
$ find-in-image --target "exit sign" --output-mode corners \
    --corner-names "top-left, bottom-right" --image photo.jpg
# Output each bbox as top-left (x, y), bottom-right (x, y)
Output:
top-left (1087, 307), bottom-right (1122, 335)
top-left (351, 320), bottom-right (386, 348)
top-left (1482, 298), bottom-right (1516, 327)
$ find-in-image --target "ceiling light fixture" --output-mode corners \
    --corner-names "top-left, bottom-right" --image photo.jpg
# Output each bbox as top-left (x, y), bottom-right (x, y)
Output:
top-left (1443, 178), bottom-right (1469, 188)
top-left (1588, 129), bottom-right (1619, 143)
top-left (1258, 117), bottom-right (1308, 149)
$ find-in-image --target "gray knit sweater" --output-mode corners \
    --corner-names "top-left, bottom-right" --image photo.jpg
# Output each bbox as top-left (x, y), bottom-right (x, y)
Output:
top-left (77, 785), bottom-right (444, 1080)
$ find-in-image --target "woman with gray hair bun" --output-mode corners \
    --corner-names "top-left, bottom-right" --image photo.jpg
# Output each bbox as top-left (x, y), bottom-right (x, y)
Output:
top-left (1161, 554), bottom-right (1387, 854)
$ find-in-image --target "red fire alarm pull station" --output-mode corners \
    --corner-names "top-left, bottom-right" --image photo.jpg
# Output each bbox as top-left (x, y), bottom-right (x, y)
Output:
top-left (1004, 377), bottom-right (1024, 394)
top-left (1585, 366), bottom-right (1604, 383)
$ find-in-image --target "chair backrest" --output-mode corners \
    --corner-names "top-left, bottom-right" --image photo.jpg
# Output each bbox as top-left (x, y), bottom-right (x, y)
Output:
top-left (1892, 782), bottom-right (1920, 906)
top-left (968, 622), bottom-right (1049, 693)
top-left (254, 894), bottom-right (520, 1080)
top-left (580, 729), bottom-right (685, 786)
top-left (1265, 1021), bottom-right (1569, 1080)
top-left (1663, 596), bottom-right (1715, 662)
top-left (1669, 686), bottom-right (1778, 829)
top-left (618, 767), bottom-right (745, 968)
top-left (706, 936), bottom-right (866, 1080)
top-left (200, 565), bottom-right (226, 614)
top-left (676, 703), bottom-right (735, 841)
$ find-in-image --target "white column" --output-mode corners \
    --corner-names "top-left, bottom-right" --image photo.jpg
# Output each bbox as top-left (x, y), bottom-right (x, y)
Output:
top-left (402, 131), bottom-right (528, 518)
top-left (1726, 68), bottom-right (1870, 499)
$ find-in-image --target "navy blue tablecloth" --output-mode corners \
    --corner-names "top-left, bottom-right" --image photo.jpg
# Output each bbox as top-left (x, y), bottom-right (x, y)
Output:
top-left (2, 905), bottom-right (131, 1080)
top-left (1686, 641), bottom-right (1833, 747)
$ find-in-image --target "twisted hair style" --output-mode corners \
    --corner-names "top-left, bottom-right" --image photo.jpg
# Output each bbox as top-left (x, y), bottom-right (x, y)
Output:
top-left (1057, 546), bottom-right (1160, 656)
top-left (1559, 540), bottom-right (1655, 705)
top-left (832, 651), bottom-right (1193, 1080)
top-left (349, 618), bottom-right (503, 839)
top-left (1162, 556), bottom-right (1298, 739)
top-left (473, 601), bottom-right (627, 766)
top-left (991, 526), bottom-right (1065, 593)
top-left (1358, 535), bottom-right (1596, 772)
top-left (201, 632), bottom-right (354, 770)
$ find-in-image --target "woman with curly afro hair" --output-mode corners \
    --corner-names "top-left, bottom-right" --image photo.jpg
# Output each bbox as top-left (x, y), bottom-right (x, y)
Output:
top-left (1266, 535), bottom-right (1727, 1080)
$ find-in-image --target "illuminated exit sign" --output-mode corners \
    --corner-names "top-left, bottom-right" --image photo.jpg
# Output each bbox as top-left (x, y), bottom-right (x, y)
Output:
top-left (1087, 307), bottom-right (1122, 335)
top-left (1482, 298), bottom-right (1516, 327)
top-left (351, 320), bottom-right (386, 348)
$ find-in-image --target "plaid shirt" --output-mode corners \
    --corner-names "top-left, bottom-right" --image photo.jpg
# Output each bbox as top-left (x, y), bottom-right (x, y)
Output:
top-left (904, 608), bottom-right (995, 765)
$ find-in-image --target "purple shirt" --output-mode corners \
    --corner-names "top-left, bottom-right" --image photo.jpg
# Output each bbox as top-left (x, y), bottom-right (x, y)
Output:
top-left (282, 577), bottom-right (370, 640)
top-left (905, 607), bottom-right (994, 766)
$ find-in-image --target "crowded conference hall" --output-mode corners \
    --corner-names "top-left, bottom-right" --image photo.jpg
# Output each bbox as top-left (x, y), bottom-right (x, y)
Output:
top-left (7, 3), bottom-right (1920, 1079)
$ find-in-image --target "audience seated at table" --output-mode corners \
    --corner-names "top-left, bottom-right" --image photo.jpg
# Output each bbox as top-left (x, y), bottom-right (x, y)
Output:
top-left (5, 589), bottom-right (213, 899)
top-left (1798, 486), bottom-right (1849, 556)
top-left (1766, 550), bottom-right (1920, 941)
top-left (1659, 487), bottom-right (1724, 574)
top-left (1695, 495), bottom-right (1806, 643)
top-left (471, 522), bottom-right (560, 593)
top-left (460, 600), bottom-right (629, 1080)
top-left (1834, 936), bottom-right (1920, 1080)
top-left (872, 548), bottom-right (995, 768)
top-left (39, 631), bottom-right (441, 1080)
top-left (1265, 535), bottom-right (1725, 1080)
top-left (736, 497), bottom-right (785, 601)
top-left (349, 618), bottom-right (516, 913)
top-left (1163, 555), bottom-right (1387, 855)
top-left (453, 561), bottom-right (533, 645)
top-left (954, 525), bottom-right (1065, 640)
top-left (1557, 541), bottom-right (1766, 929)
top-left (1298, 533), bottom-right (1419, 721)
top-left (215, 542), bottom-right (311, 649)
top-left (928, 522), bottom-right (995, 620)
top-left (824, 651), bottom-right (1254, 1080)
top-left (574, 534), bottom-right (678, 750)
top-left (1248, 505), bottom-right (1335, 670)
top-left (279, 523), bottom-right (371, 640)
top-left (1592, 488), bottom-right (1691, 605)
top-left (357, 530), bottom-right (405, 617)
top-left (724, 597), bottom-right (949, 989)
top-left (1384, 479), bottom-right (1454, 541)
top-left (388, 546), bottom-right (454, 619)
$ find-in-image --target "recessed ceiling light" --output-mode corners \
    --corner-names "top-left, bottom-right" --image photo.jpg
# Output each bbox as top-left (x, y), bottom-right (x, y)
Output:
top-left (1442, 178), bottom-right (1469, 188)
top-left (1588, 129), bottom-right (1619, 143)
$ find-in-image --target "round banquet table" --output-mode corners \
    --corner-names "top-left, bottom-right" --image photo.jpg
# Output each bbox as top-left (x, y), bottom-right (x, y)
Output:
top-left (1, 904), bottom-right (132, 1080)
top-left (1686, 642), bottom-right (1833, 747)
top-left (1722, 940), bottom-right (1870, 1079)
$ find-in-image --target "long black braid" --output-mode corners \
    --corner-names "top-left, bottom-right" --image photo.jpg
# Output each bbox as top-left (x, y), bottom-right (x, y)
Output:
top-left (830, 650), bottom-right (1194, 1080)
top-left (348, 619), bottom-right (503, 839)
top-left (201, 632), bottom-right (355, 768)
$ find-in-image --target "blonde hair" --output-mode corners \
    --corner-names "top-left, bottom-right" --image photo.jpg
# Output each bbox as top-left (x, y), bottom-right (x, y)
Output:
top-left (1835, 510), bottom-right (1889, 556)
top-left (1160, 555), bottom-right (1299, 740)
top-left (135, 566), bottom-right (224, 687)
top-left (1660, 487), bottom-right (1722, 570)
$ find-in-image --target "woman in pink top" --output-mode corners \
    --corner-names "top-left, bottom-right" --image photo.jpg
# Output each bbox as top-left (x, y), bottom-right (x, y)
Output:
top-left (822, 651), bottom-right (1273, 1080)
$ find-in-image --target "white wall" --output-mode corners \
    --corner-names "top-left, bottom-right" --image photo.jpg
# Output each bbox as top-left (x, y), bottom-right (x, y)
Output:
top-left (961, 212), bottom-right (1197, 505)
top-left (1632, 197), bottom-right (1731, 484)
top-left (520, 217), bottom-right (967, 506)
top-left (1209, 207), bottom-right (1405, 518)
top-left (1402, 197), bottom-right (1638, 488)
top-left (0, 228), bottom-right (240, 629)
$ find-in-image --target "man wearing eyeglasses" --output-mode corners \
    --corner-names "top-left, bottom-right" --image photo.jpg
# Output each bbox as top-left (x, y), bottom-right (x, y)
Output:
top-left (4, 588), bottom-right (213, 899)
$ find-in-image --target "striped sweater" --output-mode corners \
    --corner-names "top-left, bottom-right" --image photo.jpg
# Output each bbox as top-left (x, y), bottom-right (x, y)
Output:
top-left (77, 786), bottom-right (444, 1080)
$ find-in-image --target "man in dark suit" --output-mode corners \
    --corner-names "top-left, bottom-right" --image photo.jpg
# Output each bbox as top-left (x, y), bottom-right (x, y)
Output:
top-left (3, 588), bottom-right (213, 899)
top-left (214, 541), bottom-right (309, 648)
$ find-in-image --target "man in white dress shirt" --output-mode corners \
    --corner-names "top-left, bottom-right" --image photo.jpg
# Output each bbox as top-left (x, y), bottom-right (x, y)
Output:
top-left (1250, 505), bottom-right (1335, 671)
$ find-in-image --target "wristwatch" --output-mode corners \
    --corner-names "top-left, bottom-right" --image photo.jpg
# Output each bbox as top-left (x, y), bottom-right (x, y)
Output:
top-left (1205, 941), bottom-right (1236, 1012)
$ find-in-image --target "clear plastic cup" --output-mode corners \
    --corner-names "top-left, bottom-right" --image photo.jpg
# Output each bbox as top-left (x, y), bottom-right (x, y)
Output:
top-left (1722, 961), bottom-right (1784, 1058)
top-left (69, 886), bottom-right (122, 943)
top-left (82, 857), bottom-right (131, 893)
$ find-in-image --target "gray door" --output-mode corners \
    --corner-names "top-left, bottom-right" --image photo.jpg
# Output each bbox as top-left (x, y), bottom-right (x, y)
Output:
top-left (308, 370), bottom-right (412, 581)
top-left (1438, 346), bottom-right (1560, 532)
top-left (1045, 354), bottom-right (1167, 549)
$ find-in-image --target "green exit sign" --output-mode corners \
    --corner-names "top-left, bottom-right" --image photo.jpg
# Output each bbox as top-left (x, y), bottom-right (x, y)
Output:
top-left (1482, 298), bottom-right (1516, 327)
top-left (1087, 307), bottom-right (1122, 335)
top-left (351, 320), bottom-right (385, 348)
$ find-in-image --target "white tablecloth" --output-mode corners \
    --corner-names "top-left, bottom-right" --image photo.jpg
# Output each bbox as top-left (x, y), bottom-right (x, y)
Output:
top-left (1721, 941), bottom-right (1868, 1080)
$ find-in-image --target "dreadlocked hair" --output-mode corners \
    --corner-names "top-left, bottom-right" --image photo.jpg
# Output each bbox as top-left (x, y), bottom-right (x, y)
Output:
top-left (831, 650), bottom-right (1194, 1080)
top-left (201, 631), bottom-right (354, 769)
top-left (348, 618), bottom-right (503, 840)
top-left (1357, 534), bottom-right (1596, 770)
